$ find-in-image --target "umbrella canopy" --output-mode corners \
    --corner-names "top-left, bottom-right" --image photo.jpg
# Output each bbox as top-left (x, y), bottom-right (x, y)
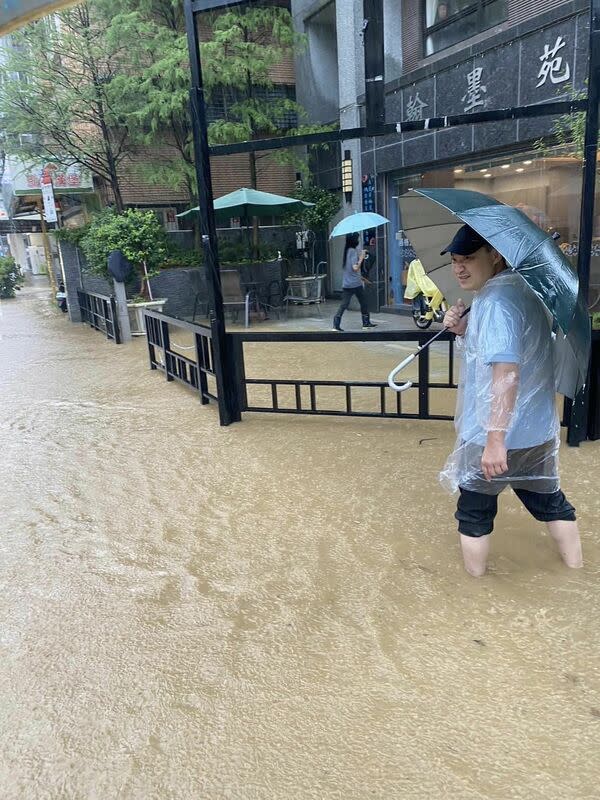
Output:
top-left (329, 211), bottom-right (389, 239)
top-left (177, 188), bottom-right (314, 222)
top-left (399, 188), bottom-right (590, 395)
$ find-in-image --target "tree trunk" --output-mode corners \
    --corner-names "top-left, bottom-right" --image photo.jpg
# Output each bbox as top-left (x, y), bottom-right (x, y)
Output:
top-left (110, 173), bottom-right (124, 214)
top-left (79, 9), bottom-right (125, 214)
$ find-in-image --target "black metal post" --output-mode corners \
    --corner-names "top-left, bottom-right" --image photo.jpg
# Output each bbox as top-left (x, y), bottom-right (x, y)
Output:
top-left (161, 319), bottom-right (173, 381)
top-left (184, 0), bottom-right (240, 425)
top-left (363, 0), bottom-right (385, 134)
top-left (418, 344), bottom-right (430, 418)
top-left (567, 0), bottom-right (600, 446)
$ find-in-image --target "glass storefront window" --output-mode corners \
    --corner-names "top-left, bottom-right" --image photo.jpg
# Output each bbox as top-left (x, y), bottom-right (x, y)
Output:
top-left (425, 0), bottom-right (508, 56)
top-left (388, 148), bottom-right (600, 312)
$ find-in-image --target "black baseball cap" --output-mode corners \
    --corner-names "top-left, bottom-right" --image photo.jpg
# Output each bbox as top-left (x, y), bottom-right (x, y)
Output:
top-left (440, 224), bottom-right (487, 256)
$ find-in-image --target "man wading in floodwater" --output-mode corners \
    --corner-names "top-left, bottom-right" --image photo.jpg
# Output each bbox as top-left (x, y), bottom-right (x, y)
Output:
top-left (441, 225), bottom-right (583, 577)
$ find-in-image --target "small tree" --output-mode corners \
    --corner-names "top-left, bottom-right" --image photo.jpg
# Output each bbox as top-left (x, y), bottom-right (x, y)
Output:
top-left (283, 185), bottom-right (341, 231)
top-left (79, 208), bottom-right (168, 299)
top-left (0, 256), bottom-right (24, 299)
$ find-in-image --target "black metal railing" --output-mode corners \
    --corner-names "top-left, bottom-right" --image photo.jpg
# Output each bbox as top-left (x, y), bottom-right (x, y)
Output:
top-left (232, 330), bottom-right (457, 420)
top-left (143, 313), bottom-right (458, 423)
top-left (77, 290), bottom-right (121, 343)
top-left (145, 310), bottom-right (216, 405)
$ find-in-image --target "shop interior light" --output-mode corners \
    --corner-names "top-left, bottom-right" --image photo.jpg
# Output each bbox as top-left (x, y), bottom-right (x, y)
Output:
top-left (453, 168), bottom-right (464, 173)
top-left (523, 160), bottom-right (533, 165)
top-left (501, 164), bottom-right (510, 169)
top-left (515, 167), bottom-right (525, 173)
top-left (480, 168), bottom-right (488, 173)
top-left (484, 173), bottom-right (492, 178)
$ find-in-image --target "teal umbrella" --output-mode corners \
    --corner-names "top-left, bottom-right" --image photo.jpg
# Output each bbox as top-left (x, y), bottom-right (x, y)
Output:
top-left (177, 187), bottom-right (314, 222)
top-left (398, 188), bottom-right (590, 395)
top-left (329, 211), bottom-right (389, 238)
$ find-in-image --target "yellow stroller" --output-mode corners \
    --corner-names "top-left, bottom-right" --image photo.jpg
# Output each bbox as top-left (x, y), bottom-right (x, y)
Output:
top-left (404, 258), bottom-right (447, 329)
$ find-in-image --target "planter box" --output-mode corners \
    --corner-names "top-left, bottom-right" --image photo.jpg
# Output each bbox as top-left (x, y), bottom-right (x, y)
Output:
top-left (126, 298), bottom-right (167, 336)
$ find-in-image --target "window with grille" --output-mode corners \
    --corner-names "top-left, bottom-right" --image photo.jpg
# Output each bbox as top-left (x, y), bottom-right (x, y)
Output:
top-left (424, 0), bottom-right (508, 55)
top-left (205, 85), bottom-right (297, 130)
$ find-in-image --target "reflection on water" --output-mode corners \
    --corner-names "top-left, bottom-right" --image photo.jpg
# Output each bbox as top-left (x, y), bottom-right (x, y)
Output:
top-left (1, 282), bottom-right (600, 799)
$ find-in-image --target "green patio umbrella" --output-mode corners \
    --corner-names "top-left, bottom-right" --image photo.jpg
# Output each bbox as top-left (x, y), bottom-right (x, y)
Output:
top-left (177, 187), bottom-right (314, 222)
top-left (392, 188), bottom-right (590, 396)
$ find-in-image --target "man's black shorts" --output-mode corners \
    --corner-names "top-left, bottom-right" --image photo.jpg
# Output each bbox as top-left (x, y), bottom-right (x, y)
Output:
top-left (456, 487), bottom-right (576, 537)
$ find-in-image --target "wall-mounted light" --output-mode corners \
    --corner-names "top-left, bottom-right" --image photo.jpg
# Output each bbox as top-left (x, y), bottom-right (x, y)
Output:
top-left (342, 149), bottom-right (353, 201)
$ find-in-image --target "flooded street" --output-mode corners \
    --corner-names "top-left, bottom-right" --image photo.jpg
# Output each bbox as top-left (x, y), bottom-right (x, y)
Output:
top-left (2, 281), bottom-right (600, 799)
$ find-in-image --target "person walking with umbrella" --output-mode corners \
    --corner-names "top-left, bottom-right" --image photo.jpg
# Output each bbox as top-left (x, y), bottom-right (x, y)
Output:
top-left (332, 232), bottom-right (377, 331)
top-left (441, 225), bottom-right (583, 576)
top-left (329, 211), bottom-right (390, 332)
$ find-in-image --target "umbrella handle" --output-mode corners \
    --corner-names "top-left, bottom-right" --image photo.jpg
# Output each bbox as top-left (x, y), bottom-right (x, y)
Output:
top-left (387, 352), bottom-right (419, 393)
top-left (387, 306), bottom-right (471, 393)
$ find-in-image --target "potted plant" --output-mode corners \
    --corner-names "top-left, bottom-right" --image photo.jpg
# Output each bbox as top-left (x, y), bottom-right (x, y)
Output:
top-left (79, 208), bottom-right (169, 335)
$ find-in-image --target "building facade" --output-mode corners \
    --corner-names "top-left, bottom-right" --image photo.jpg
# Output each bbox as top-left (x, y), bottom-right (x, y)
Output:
top-left (292, 0), bottom-right (596, 311)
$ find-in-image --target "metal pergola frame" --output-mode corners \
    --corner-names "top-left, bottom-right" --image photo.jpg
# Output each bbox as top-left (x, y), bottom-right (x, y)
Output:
top-left (184, 0), bottom-right (600, 443)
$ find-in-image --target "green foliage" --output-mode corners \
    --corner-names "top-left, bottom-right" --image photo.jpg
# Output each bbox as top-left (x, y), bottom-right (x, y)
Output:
top-left (102, 0), bottom-right (196, 199)
top-left (202, 7), bottom-right (300, 151)
top-left (217, 238), bottom-right (277, 264)
top-left (0, 5), bottom-right (134, 209)
top-left (535, 87), bottom-right (589, 159)
top-left (282, 185), bottom-right (341, 230)
top-left (0, 256), bottom-right (24, 299)
top-left (54, 225), bottom-right (90, 248)
top-left (160, 249), bottom-right (203, 269)
top-left (79, 209), bottom-right (168, 293)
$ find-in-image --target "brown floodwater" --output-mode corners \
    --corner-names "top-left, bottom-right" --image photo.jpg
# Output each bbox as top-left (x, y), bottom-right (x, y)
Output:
top-left (1, 281), bottom-right (600, 799)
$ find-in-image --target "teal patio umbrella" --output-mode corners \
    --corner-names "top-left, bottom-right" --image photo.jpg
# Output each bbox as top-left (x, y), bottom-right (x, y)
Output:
top-left (390, 188), bottom-right (590, 396)
top-left (177, 187), bottom-right (314, 222)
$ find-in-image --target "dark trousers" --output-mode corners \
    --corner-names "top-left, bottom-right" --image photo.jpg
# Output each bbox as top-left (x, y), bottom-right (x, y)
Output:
top-left (334, 287), bottom-right (369, 326)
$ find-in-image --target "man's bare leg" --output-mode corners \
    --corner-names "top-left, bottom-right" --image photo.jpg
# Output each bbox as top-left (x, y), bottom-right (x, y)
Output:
top-left (547, 520), bottom-right (583, 568)
top-left (459, 534), bottom-right (490, 577)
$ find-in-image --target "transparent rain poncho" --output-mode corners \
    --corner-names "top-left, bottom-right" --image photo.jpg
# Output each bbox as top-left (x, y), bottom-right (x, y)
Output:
top-left (440, 271), bottom-right (561, 495)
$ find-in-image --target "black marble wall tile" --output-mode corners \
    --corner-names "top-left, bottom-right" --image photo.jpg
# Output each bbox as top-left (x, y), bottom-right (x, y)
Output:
top-left (519, 18), bottom-right (577, 106)
top-left (435, 60), bottom-right (475, 116)
top-left (474, 120), bottom-right (518, 152)
top-left (373, 141), bottom-right (404, 173)
top-left (518, 115), bottom-right (559, 144)
top-left (574, 12), bottom-right (590, 91)
top-left (403, 133), bottom-right (435, 169)
top-left (436, 126), bottom-right (474, 161)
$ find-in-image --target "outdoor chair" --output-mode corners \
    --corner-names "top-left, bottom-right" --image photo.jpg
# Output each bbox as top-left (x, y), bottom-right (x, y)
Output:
top-left (220, 269), bottom-right (252, 327)
top-left (258, 260), bottom-right (285, 319)
top-left (188, 268), bottom-right (209, 323)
